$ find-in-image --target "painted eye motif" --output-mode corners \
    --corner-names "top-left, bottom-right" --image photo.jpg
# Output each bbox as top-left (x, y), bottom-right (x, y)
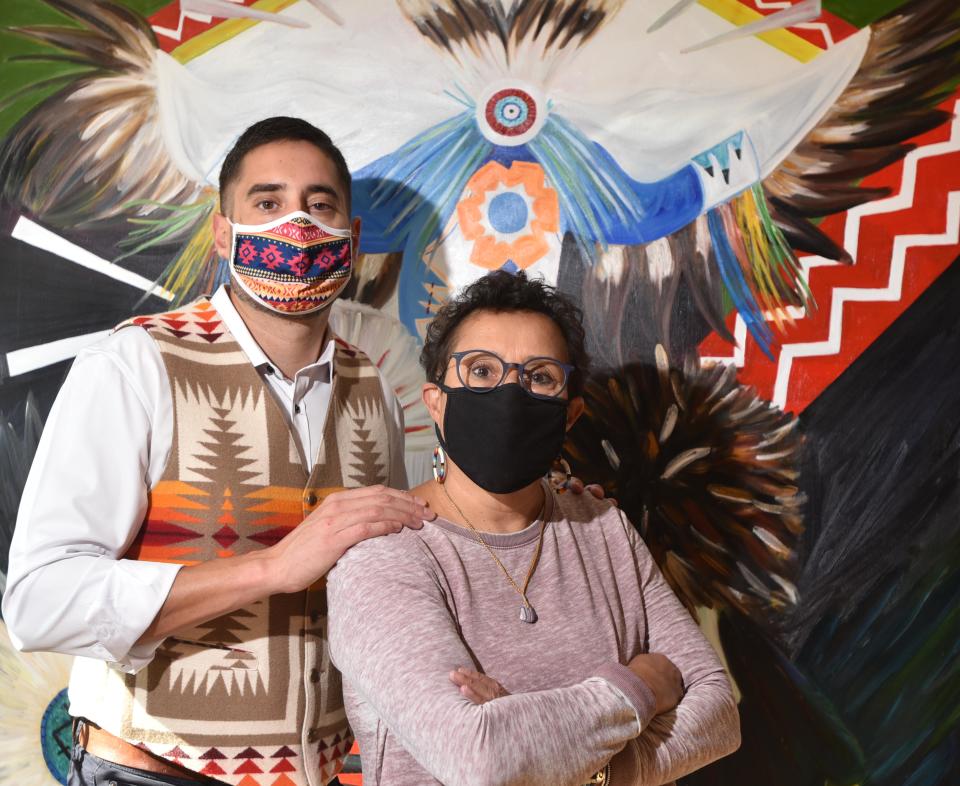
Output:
top-left (476, 82), bottom-right (546, 146)
top-left (488, 91), bottom-right (534, 133)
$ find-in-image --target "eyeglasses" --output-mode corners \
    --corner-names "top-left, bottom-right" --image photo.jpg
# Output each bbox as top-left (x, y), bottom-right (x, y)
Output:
top-left (447, 349), bottom-right (574, 399)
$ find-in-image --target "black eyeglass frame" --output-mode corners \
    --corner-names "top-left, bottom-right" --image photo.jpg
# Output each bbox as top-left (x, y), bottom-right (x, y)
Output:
top-left (444, 349), bottom-right (575, 400)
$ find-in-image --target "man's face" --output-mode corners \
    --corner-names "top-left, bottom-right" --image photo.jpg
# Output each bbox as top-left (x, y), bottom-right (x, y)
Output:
top-left (213, 139), bottom-right (354, 259)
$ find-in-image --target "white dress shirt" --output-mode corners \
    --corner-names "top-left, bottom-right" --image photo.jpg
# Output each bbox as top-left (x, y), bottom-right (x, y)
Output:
top-left (2, 286), bottom-right (406, 673)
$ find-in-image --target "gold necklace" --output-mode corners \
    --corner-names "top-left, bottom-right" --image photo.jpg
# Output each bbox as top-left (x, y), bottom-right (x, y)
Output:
top-left (442, 485), bottom-right (547, 624)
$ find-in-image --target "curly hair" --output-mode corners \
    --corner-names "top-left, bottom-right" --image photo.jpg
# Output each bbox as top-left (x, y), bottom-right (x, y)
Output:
top-left (420, 271), bottom-right (589, 397)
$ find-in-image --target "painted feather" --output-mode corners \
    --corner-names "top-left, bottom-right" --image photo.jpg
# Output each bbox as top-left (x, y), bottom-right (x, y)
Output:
top-left (578, 0), bottom-right (960, 358)
top-left (0, 394), bottom-right (43, 598)
top-left (563, 348), bottom-right (804, 618)
top-left (0, 621), bottom-right (73, 786)
top-left (399, 0), bottom-right (626, 65)
top-left (0, 0), bottom-right (220, 302)
top-left (763, 0), bottom-right (960, 261)
top-left (0, 0), bottom-right (200, 227)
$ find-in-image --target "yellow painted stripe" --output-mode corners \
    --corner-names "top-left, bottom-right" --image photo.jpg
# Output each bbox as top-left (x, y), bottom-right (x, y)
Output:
top-left (171, 0), bottom-right (300, 64)
top-left (698, 0), bottom-right (824, 63)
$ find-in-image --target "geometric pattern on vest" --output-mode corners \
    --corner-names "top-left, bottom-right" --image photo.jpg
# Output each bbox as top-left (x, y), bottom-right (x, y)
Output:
top-left (80, 297), bottom-right (390, 786)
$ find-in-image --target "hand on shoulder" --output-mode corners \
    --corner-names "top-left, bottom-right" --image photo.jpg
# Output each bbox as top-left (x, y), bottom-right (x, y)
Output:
top-left (266, 485), bottom-right (434, 594)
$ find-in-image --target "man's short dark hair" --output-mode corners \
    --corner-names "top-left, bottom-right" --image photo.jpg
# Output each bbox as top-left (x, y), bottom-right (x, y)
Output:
top-left (420, 271), bottom-right (589, 397)
top-left (218, 116), bottom-right (351, 213)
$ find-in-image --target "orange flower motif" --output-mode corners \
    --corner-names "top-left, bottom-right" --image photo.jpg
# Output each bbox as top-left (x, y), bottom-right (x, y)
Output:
top-left (457, 160), bottom-right (560, 270)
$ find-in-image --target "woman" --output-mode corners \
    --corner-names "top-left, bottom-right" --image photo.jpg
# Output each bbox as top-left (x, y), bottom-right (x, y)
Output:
top-left (327, 271), bottom-right (740, 785)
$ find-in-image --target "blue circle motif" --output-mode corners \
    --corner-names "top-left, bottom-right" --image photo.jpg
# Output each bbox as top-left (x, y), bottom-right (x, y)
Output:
top-left (494, 96), bottom-right (528, 128)
top-left (41, 688), bottom-right (72, 785)
top-left (488, 192), bottom-right (529, 235)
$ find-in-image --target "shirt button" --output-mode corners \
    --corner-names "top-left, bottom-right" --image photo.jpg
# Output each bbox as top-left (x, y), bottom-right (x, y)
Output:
top-left (294, 404), bottom-right (301, 414)
top-left (310, 668), bottom-right (321, 683)
top-left (309, 610), bottom-right (321, 623)
top-left (304, 492), bottom-right (318, 507)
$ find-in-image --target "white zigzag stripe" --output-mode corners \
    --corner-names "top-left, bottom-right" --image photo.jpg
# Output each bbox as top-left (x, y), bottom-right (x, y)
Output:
top-left (701, 314), bottom-right (747, 366)
top-left (770, 101), bottom-right (960, 408)
top-left (152, 0), bottom-right (332, 40)
top-left (796, 22), bottom-right (833, 47)
top-left (703, 100), bottom-right (960, 392)
top-left (152, 10), bottom-right (215, 43)
top-left (753, 0), bottom-right (835, 47)
top-left (151, 1), bottom-right (276, 43)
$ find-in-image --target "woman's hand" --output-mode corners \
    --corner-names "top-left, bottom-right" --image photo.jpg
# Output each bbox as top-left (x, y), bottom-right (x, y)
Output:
top-left (626, 653), bottom-right (684, 715)
top-left (449, 667), bottom-right (511, 704)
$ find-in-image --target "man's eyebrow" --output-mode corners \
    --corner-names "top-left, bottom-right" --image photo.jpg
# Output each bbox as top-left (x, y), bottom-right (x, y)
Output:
top-left (246, 182), bottom-right (285, 196)
top-left (245, 183), bottom-right (341, 201)
top-left (306, 184), bottom-right (341, 201)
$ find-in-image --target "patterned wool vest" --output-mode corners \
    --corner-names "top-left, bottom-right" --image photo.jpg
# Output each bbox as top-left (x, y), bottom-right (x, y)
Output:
top-left (76, 298), bottom-right (392, 786)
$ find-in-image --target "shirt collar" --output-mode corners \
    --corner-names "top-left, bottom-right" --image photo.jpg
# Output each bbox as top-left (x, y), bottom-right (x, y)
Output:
top-left (210, 284), bottom-right (336, 379)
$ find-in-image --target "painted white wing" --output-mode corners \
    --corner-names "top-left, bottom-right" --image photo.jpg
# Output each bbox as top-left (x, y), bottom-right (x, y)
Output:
top-left (159, 0), bottom-right (467, 184)
top-left (550, 1), bottom-right (870, 183)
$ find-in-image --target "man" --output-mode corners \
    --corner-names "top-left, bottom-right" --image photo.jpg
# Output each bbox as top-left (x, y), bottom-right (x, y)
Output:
top-left (4, 117), bottom-right (429, 786)
top-left (3, 117), bottom-right (694, 786)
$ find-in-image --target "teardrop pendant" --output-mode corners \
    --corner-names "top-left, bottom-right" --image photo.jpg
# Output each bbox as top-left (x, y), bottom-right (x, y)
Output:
top-left (519, 604), bottom-right (538, 624)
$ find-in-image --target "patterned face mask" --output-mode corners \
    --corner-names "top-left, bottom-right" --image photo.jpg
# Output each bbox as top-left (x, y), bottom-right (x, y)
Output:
top-left (228, 211), bottom-right (353, 315)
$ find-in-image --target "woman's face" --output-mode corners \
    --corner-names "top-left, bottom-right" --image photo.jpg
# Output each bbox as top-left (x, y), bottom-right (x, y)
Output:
top-left (424, 309), bottom-right (585, 432)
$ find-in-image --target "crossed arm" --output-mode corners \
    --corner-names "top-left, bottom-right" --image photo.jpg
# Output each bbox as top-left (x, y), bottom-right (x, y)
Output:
top-left (326, 526), bottom-right (740, 786)
top-left (456, 524), bottom-right (742, 785)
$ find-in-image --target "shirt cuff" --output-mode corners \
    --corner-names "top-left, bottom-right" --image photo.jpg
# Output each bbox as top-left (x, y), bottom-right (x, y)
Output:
top-left (86, 559), bottom-right (183, 673)
top-left (593, 662), bottom-right (658, 731)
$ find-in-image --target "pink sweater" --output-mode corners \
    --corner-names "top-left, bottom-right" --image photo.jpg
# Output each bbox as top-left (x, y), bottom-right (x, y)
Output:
top-left (327, 487), bottom-right (740, 785)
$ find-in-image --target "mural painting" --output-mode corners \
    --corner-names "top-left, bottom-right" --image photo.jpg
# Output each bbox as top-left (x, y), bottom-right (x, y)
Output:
top-left (0, 1), bottom-right (958, 784)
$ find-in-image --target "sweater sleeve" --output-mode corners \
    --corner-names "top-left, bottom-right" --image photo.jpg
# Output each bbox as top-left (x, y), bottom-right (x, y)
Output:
top-left (327, 534), bottom-right (655, 786)
top-left (621, 510), bottom-right (742, 783)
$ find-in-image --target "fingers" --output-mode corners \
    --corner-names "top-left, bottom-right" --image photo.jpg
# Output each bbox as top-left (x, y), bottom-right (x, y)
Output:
top-left (588, 483), bottom-right (619, 507)
top-left (566, 477), bottom-right (585, 494)
top-left (268, 486), bottom-right (438, 592)
top-left (448, 667), bottom-right (508, 704)
top-left (312, 491), bottom-right (436, 533)
top-left (449, 667), bottom-right (480, 691)
top-left (458, 683), bottom-right (490, 704)
top-left (325, 484), bottom-right (410, 502)
top-left (565, 478), bottom-right (618, 507)
top-left (625, 652), bottom-right (684, 714)
top-left (324, 484), bottom-right (435, 515)
top-left (585, 483), bottom-right (605, 500)
top-left (337, 501), bottom-right (427, 530)
top-left (334, 515), bottom-right (416, 549)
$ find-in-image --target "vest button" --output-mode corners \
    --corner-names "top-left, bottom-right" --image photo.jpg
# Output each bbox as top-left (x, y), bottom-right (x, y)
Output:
top-left (304, 492), bottom-right (318, 507)
top-left (310, 668), bottom-right (321, 683)
top-left (307, 727), bottom-right (320, 743)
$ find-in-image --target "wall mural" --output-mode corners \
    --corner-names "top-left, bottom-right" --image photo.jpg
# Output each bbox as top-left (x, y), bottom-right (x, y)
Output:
top-left (0, 1), bottom-right (958, 784)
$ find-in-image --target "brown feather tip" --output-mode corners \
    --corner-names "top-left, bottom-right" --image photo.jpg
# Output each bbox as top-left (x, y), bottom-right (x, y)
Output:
top-left (564, 349), bottom-right (804, 618)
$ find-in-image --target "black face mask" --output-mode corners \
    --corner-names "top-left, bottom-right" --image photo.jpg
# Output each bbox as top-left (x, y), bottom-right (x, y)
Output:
top-left (437, 383), bottom-right (569, 494)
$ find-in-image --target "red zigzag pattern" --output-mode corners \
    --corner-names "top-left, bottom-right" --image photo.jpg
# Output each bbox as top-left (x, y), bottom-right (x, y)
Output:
top-left (700, 92), bottom-right (960, 412)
